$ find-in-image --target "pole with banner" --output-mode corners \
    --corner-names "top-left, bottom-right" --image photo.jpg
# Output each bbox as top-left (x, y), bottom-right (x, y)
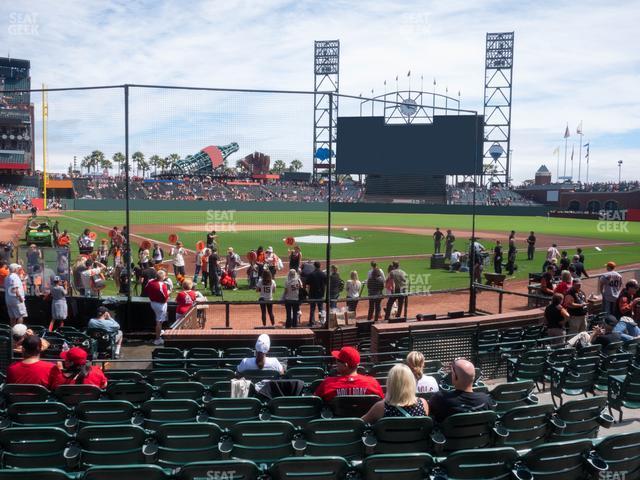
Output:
top-left (577, 122), bottom-right (583, 182)
top-left (42, 84), bottom-right (48, 209)
top-left (584, 142), bottom-right (590, 184)
top-left (563, 124), bottom-right (570, 178)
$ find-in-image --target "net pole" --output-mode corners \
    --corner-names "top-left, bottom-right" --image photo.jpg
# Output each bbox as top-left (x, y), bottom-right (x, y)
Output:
top-left (325, 92), bottom-right (333, 326)
top-left (42, 84), bottom-right (48, 209)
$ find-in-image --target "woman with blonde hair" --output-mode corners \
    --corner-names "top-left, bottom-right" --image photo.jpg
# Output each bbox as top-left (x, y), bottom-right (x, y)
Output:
top-left (406, 351), bottom-right (439, 393)
top-left (346, 270), bottom-right (362, 314)
top-left (362, 364), bottom-right (429, 423)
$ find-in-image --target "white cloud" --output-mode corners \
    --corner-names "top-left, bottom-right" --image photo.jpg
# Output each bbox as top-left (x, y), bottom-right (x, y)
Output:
top-left (2, 0), bottom-right (639, 182)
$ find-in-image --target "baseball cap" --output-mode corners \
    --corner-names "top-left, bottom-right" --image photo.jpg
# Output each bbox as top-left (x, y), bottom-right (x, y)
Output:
top-left (61, 347), bottom-right (88, 366)
top-left (604, 315), bottom-right (618, 327)
top-left (266, 246), bottom-right (273, 253)
top-left (53, 276), bottom-right (61, 282)
top-left (331, 346), bottom-right (360, 368)
top-left (606, 261), bottom-right (616, 269)
top-left (255, 334), bottom-right (271, 353)
top-left (11, 324), bottom-right (27, 338)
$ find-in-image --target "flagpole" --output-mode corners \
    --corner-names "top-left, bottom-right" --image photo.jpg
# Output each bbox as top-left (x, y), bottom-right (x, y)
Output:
top-left (563, 134), bottom-right (568, 177)
top-left (578, 129), bottom-right (583, 183)
top-left (555, 148), bottom-right (560, 181)
top-left (42, 83), bottom-right (48, 210)
top-left (570, 143), bottom-right (574, 179)
top-left (432, 78), bottom-right (436, 119)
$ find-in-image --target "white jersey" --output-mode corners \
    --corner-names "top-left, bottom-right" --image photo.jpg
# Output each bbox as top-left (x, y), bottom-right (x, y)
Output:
top-left (546, 247), bottom-right (559, 261)
top-left (600, 271), bottom-right (623, 302)
top-left (416, 375), bottom-right (439, 393)
top-left (172, 247), bottom-right (185, 267)
top-left (257, 279), bottom-right (276, 301)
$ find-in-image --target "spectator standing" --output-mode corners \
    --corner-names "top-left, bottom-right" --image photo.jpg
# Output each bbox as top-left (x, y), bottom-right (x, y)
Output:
top-left (49, 347), bottom-right (107, 389)
top-left (257, 270), bottom-right (276, 327)
top-left (138, 246), bottom-right (150, 269)
top-left (194, 248), bottom-right (204, 284)
top-left (151, 243), bottom-right (164, 265)
top-left (78, 229), bottom-right (94, 255)
top-left (49, 276), bottom-right (67, 331)
top-left (599, 262), bottom-right (623, 315)
top-left (554, 270), bottom-right (573, 295)
top-left (144, 270), bottom-right (170, 345)
top-left (539, 265), bottom-right (556, 297)
top-left (4, 263), bottom-right (27, 326)
top-left (346, 271), bottom-right (362, 314)
top-left (98, 239), bottom-right (109, 265)
top-left (205, 230), bottom-right (218, 251)
top-left (545, 293), bottom-right (569, 345)
top-left (572, 255), bottom-right (589, 278)
top-left (563, 278), bottom-right (588, 334)
top-left (208, 248), bottom-right (222, 296)
top-left (328, 265), bottom-right (345, 310)
top-left (384, 262), bottom-right (407, 320)
top-left (87, 306), bottom-right (123, 358)
top-left (433, 228), bottom-right (444, 254)
top-left (506, 234), bottom-right (517, 275)
top-left (264, 246), bottom-right (282, 277)
top-left (26, 244), bottom-right (41, 275)
top-left (6, 335), bottom-right (54, 387)
top-left (171, 242), bottom-right (186, 278)
top-left (493, 240), bottom-right (503, 274)
top-left (366, 267), bottom-right (384, 321)
top-left (444, 230), bottom-right (455, 260)
top-left (526, 231), bottom-right (536, 261)
top-left (288, 246), bottom-right (302, 272)
top-left (175, 279), bottom-right (198, 324)
top-left (545, 243), bottom-right (560, 267)
top-left (406, 351), bottom-right (439, 393)
top-left (81, 260), bottom-right (106, 298)
top-left (282, 269), bottom-right (302, 328)
top-left (449, 250), bottom-right (462, 271)
top-left (200, 248), bottom-right (210, 288)
top-left (305, 261), bottom-right (327, 326)
top-left (225, 247), bottom-right (241, 285)
top-left (56, 230), bottom-right (70, 248)
top-left (576, 247), bottom-right (585, 264)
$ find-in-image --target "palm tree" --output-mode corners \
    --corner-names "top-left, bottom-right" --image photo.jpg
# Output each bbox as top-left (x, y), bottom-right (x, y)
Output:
top-left (132, 151), bottom-right (145, 177)
top-left (89, 151), bottom-right (105, 174)
top-left (289, 159), bottom-right (303, 172)
top-left (165, 153), bottom-right (181, 172)
top-left (271, 160), bottom-right (286, 174)
top-left (112, 152), bottom-right (125, 175)
top-left (149, 155), bottom-right (162, 175)
top-left (80, 155), bottom-right (92, 174)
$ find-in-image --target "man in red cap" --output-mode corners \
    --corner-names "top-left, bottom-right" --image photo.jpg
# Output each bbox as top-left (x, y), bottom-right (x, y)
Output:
top-left (314, 346), bottom-right (383, 402)
top-left (49, 346), bottom-right (107, 389)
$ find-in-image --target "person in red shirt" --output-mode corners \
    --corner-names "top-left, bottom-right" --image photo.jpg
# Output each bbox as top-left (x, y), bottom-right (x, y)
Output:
top-left (554, 270), bottom-right (573, 295)
top-left (314, 346), bottom-right (384, 402)
top-left (144, 270), bottom-right (170, 345)
top-left (6, 335), bottom-right (55, 388)
top-left (175, 279), bottom-right (198, 323)
top-left (49, 347), bottom-right (107, 389)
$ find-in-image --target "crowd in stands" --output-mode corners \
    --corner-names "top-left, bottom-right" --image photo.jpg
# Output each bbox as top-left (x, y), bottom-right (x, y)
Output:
top-left (573, 181), bottom-right (640, 193)
top-left (0, 184), bottom-right (37, 213)
top-left (447, 185), bottom-right (539, 206)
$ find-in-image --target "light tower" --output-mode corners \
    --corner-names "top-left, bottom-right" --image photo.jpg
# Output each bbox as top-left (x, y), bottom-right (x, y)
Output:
top-left (313, 40), bottom-right (339, 181)
top-left (482, 32), bottom-right (514, 187)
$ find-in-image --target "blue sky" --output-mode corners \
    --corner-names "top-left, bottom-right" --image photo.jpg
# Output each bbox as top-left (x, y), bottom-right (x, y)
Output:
top-left (2, 0), bottom-right (639, 182)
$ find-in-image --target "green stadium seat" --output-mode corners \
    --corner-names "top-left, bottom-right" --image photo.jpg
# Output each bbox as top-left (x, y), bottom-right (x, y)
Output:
top-left (496, 404), bottom-right (561, 450)
top-left (522, 324), bottom-right (545, 342)
top-left (104, 370), bottom-right (145, 383)
top-left (76, 400), bottom-right (136, 427)
top-left (0, 426), bottom-right (73, 469)
top-left (76, 425), bottom-right (148, 468)
top-left (489, 380), bottom-right (537, 413)
top-left (152, 347), bottom-right (185, 369)
top-left (229, 420), bottom-right (298, 465)
top-left (186, 348), bottom-right (221, 370)
top-left (210, 381), bottom-right (233, 398)
top-left (476, 329), bottom-right (499, 355)
top-left (296, 345), bottom-right (326, 356)
top-left (237, 369), bottom-right (281, 382)
top-left (549, 397), bottom-right (613, 441)
top-left (269, 456), bottom-right (351, 480)
top-left (140, 399), bottom-right (201, 430)
top-left (302, 418), bottom-right (367, 460)
top-left (608, 363), bottom-right (640, 422)
top-left (284, 367), bottom-right (326, 384)
top-left (520, 439), bottom-right (606, 480)
top-left (53, 384), bottom-right (102, 406)
top-left (0, 468), bottom-right (71, 480)
top-left (193, 368), bottom-right (235, 387)
top-left (265, 396), bottom-right (323, 427)
top-left (177, 459), bottom-right (262, 480)
top-left (431, 411), bottom-right (503, 454)
top-left (41, 338), bottom-right (67, 359)
top-left (292, 346), bottom-right (326, 368)
top-left (594, 352), bottom-right (632, 391)
top-left (205, 398), bottom-right (263, 428)
top-left (593, 432), bottom-right (640, 480)
top-left (370, 416), bottom-right (433, 454)
top-left (360, 453), bottom-right (434, 480)
top-left (268, 346), bottom-right (291, 360)
top-left (434, 447), bottom-right (520, 479)
top-left (153, 422), bottom-right (225, 467)
top-left (2, 383), bottom-right (50, 404)
top-left (550, 356), bottom-right (600, 407)
top-left (328, 395), bottom-right (380, 418)
top-left (106, 381), bottom-right (154, 405)
top-left (157, 381), bottom-right (206, 401)
top-left (506, 349), bottom-right (548, 391)
top-left (82, 465), bottom-right (171, 480)
top-left (61, 331), bottom-right (94, 353)
top-left (7, 401), bottom-right (71, 428)
top-left (147, 369), bottom-right (191, 387)
top-left (601, 341), bottom-right (624, 357)
top-left (575, 344), bottom-right (602, 358)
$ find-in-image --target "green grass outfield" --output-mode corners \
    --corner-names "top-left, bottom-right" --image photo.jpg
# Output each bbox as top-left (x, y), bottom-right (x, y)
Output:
top-left (39, 210), bottom-right (640, 301)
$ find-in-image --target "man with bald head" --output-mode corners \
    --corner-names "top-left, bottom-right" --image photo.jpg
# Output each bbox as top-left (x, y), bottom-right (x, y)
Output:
top-left (428, 358), bottom-right (493, 423)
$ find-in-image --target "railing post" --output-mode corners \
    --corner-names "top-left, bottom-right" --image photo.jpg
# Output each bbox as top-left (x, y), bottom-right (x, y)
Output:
top-left (498, 291), bottom-right (504, 314)
top-left (225, 303), bottom-right (230, 328)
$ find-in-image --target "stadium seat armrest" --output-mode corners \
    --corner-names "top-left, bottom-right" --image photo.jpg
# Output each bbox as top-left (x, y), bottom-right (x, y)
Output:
top-left (512, 462), bottom-right (533, 480)
top-left (493, 422), bottom-right (509, 438)
top-left (584, 452), bottom-right (608, 474)
top-left (321, 405), bottom-right (334, 419)
top-left (549, 414), bottom-right (566, 432)
top-left (292, 433), bottom-right (307, 455)
top-left (526, 393), bottom-right (539, 404)
top-left (597, 411), bottom-right (614, 428)
top-left (142, 439), bottom-right (159, 463)
top-left (63, 441), bottom-right (81, 469)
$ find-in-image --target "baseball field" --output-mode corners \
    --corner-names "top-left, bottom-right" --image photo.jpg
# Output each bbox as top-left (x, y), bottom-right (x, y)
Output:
top-left (39, 209), bottom-right (640, 301)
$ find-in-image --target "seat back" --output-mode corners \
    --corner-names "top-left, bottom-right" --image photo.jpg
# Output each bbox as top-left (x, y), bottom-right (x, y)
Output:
top-left (140, 399), bottom-right (200, 429)
top-left (489, 380), bottom-right (535, 412)
top-left (594, 432), bottom-right (640, 478)
top-left (0, 426), bottom-right (71, 469)
top-left (3, 383), bottom-right (50, 404)
top-left (77, 425), bottom-right (147, 467)
top-left (238, 369), bottom-right (281, 382)
top-left (185, 348), bottom-right (220, 369)
top-left (76, 400), bottom-right (135, 426)
top-left (0, 468), bottom-right (70, 480)
top-left (54, 384), bottom-right (102, 406)
top-left (193, 368), bottom-right (235, 387)
top-left (285, 367), bottom-right (326, 384)
top-left (106, 381), bottom-right (154, 406)
top-left (438, 447), bottom-right (519, 479)
top-left (147, 370), bottom-right (191, 387)
top-left (303, 418), bottom-right (366, 460)
top-left (104, 370), bottom-right (145, 383)
top-left (361, 453), bottom-right (434, 480)
top-left (554, 356), bottom-right (600, 395)
top-left (230, 420), bottom-right (296, 464)
top-left (85, 328), bottom-right (115, 358)
top-left (522, 439), bottom-right (594, 480)
top-left (439, 411), bottom-right (498, 452)
top-left (158, 381), bottom-right (205, 401)
top-left (82, 464), bottom-right (171, 480)
top-left (476, 330), bottom-right (499, 354)
top-left (156, 422), bottom-right (224, 466)
top-left (151, 347), bottom-right (185, 369)
top-left (498, 404), bottom-right (554, 449)
top-left (177, 459), bottom-right (262, 480)
top-left (205, 398), bottom-right (262, 428)
top-left (551, 397), bottom-right (607, 440)
top-left (7, 401), bottom-right (70, 428)
top-left (372, 416), bottom-right (433, 454)
top-left (329, 395), bottom-right (380, 418)
top-left (267, 396), bottom-right (323, 427)
top-left (269, 456), bottom-right (350, 480)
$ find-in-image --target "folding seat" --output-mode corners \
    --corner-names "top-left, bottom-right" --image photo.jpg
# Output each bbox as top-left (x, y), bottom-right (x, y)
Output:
top-left (544, 347), bottom-right (575, 376)
top-left (157, 381), bottom-right (206, 401)
top-left (229, 420), bottom-right (298, 465)
top-left (284, 366), bottom-right (326, 384)
top-left (519, 439), bottom-right (607, 480)
top-left (622, 337), bottom-right (640, 355)
top-left (497, 327), bottom-right (524, 351)
top-left (85, 328), bottom-right (117, 359)
top-left (268, 346), bottom-right (291, 360)
top-left (423, 360), bottom-right (444, 375)
top-left (594, 352), bottom-right (632, 391)
top-left (76, 400), bottom-right (136, 427)
top-left (296, 345), bottom-right (326, 356)
top-left (431, 411), bottom-right (503, 454)
top-left (292, 345), bottom-right (326, 368)
top-left (593, 432), bottom-right (640, 480)
top-left (76, 424), bottom-right (148, 468)
top-left (269, 456), bottom-right (351, 480)
top-left (210, 381), bottom-right (233, 398)
top-left (221, 347), bottom-right (253, 368)
top-left (489, 380), bottom-right (537, 413)
top-left (360, 453), bottom-right (434, 480)
top-left (476, 329), bottom-right (499, 355)
top-left (237, 369), bottom-right (280, 382)
top-left (522, 324), bottom-right (545, 342)
top-left (140, 399), bottom-right (201, 430)
top-left (0, 426), bottom-right (72, 469)
top-left (303, 418), bottom-right (367, 460)
top-left (147, 369), bottom-right (191, 387)
top-left (0, 469), bottom-right (71, 480)
top-left (608, 362), bottom-right (640, 422)
top-left (369, 416), bottom-right (433, 454)
top-left (41, 337), bottom-right (67, 359)
top-left (152, 347), bottom-right (185, 369)
top-left (205, 397), bottom-right (263, 428)
top-left (433, 447), bottom-right (520, 480)
top-left (328, 395), bottom-right (380, 418)
top-left (104, 370), bottom-right (145, 383)
top-left (506, 349), bottom-right (548, 390)
top-left (2, 383), bottom-right (50, 404)
top-left (105, 381), bottom-right (154, 406)
top-left (496, 404), bottom-right (561, 450)
top-left (264, 396), bottom-right (323, 427)
top-left (61, 331), bottom-right (94, 353)
top-left (185, 348), bottom-right (221, 370)
top-left (575, 344), bottom-right (602, 358)
top-left (600, 341), bottom-right (624, 357)
top-left (549, 397), bottom-right (613, 441)
top-left (28, 325), bottom-right (47, 337)
top-left (549, 356), bottom-right (600, 407)
top-left (193, 368), bottom-right (235, 387)
top-left (390, 337), bottom-right (410, 353)
top-left (177, 459), bottom-right (262, 480)
top-left (53, 384), bottom-right (102, 406)
top-left (7, 401), bottom-right (71, 429)
top-left (152, 422), bottom-right (225, 467)
top-left (82, 465), bottom-right (171, 480)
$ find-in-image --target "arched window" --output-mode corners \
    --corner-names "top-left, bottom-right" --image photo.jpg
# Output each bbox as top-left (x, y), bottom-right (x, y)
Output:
top-left (568, 200), bottom-right (580, 211)
top-left (604, 200), bottom-right (618, 212)
top-left (587, 200), bottom-right (600, 212)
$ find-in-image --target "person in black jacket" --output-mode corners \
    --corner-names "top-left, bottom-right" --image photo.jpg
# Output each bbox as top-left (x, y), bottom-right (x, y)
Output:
top-left (493, 240), bottom-right (503, 274)
top-left (305, 261), bottom-right (327, 326)
top-left (328, 265), bottom-right (345, 309)
top-left (208, 248), bottom-right (222, 296)
top-left (367, 267), bottom-right (385, 321)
